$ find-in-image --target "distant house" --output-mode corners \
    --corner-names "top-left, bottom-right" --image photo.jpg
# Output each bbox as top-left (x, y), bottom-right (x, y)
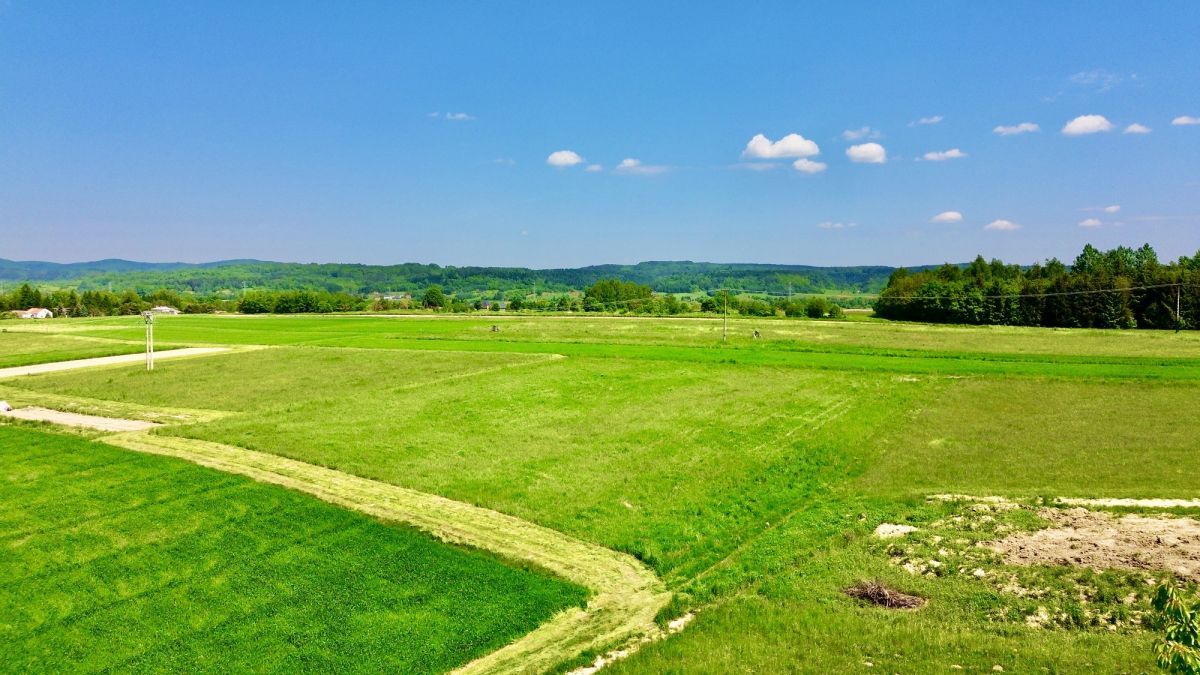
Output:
top-left (17, 308), bottom-right (53, 319)
top-left (150, 306), bottom-right (181, 315)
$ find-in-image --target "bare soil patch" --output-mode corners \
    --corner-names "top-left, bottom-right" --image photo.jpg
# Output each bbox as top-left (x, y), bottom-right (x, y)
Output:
top-left (988, 507), bottom-right (1200, 581)
top-left (844, 580), bottom-right (926, 609)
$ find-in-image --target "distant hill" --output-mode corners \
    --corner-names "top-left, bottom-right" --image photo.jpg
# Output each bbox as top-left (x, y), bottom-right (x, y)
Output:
top-left (0, 258), bottom-right (932, 297)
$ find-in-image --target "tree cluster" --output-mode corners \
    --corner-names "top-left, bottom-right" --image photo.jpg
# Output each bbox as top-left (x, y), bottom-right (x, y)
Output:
top-left (874, 244), bottom-right (1199, 329)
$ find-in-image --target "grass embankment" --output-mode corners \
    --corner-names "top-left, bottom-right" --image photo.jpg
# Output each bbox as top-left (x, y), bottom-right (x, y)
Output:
top-left (0, 426), bottom-right (586, 672)
top-left (9, 314), bottom-right (1197, 671)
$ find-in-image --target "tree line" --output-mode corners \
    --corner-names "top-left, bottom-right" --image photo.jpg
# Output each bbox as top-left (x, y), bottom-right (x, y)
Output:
top-left (2, 279), bottom-right (849, 320)
top-left (874, 244), bottom-right (1200, 329)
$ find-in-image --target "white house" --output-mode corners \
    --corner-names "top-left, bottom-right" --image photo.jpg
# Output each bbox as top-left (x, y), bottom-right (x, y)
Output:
top-left (150, 306), bottom-right (181, 315)
top-left (17, 307), bottom-right (53, 319)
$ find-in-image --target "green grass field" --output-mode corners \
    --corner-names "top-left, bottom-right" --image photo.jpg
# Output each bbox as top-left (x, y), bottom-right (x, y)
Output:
top-left (0, 426), bottom-right (586, 672)
top-left (3, 314), bottom-right (1198, 672)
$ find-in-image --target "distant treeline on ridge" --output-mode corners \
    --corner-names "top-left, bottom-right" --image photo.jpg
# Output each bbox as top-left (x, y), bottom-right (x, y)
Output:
top-left (0, 259), bottom-right (899, 296)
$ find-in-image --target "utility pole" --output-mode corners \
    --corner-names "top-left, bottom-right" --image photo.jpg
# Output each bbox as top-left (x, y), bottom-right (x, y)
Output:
top-left (142, 311), bottom-right (155, 370)
top-left (722, 291), bottom-right (728, 342)
top-left (1177, 283), bottom-right (1183, 333)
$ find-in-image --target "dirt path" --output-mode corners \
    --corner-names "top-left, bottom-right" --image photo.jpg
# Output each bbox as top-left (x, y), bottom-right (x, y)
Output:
top-left (0, 347), bottom-right (230, 379)
top-left (103, 432), bottom-right (670, 674)
top-left (1, 406), bottom-right (159, 431)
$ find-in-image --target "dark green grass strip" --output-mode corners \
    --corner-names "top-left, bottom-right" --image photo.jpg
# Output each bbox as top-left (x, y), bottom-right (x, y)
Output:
top-left (0, 426), bottom-right (586, 673)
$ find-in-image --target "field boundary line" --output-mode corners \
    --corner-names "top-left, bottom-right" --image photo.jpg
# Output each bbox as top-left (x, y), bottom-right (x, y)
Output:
top-left (101, 431), bottom-right (670, 674)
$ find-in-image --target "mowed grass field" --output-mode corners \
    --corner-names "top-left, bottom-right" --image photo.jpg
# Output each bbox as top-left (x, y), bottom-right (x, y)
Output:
top-left (4, 313), bottom-right (1199, 672)
top-left (0, 426), bottom-right (586, 672)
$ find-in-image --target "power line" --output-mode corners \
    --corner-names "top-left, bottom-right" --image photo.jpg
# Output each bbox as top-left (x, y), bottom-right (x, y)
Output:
top-left (881, 282), bottom-right (1200, 302)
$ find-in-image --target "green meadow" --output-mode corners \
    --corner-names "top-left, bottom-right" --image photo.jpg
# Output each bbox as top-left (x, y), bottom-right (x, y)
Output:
top-left (4, 313), bottom-right (1198, 672)
top-left (0, 426), bottom-right (586, 672)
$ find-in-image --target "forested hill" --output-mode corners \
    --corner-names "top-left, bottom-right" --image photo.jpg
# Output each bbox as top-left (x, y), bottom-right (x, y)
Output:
top-left (0, 258), bottom-right (915, 296)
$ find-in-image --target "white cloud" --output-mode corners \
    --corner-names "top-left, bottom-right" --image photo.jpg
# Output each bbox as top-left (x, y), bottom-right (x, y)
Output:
top-left (817, 221), bottom-right (856, 229)
top-left (984, 219), bottom-right (1021, 231)
top-left (492, 157), bottom-right (516, 166)
top-left (921, 148), bottom-right (967, 161)
top-left (1172, 116), bottom-right (1200, 126)
top-left (792, 158), bottom-right (827, 174)
top-left (1062, 115), bottom-right (1115, 136)
top-left (742, 133), bottom-right (821, 159)
top-left (614, 158), bottom-right (669, 175)
top-left (841, 126), bottom-right (882, 141)
top-left (1104, 204), bottom-right (1121, 213)
top-left (1079, 218), bottom-right (1102, 228)
top-left (910, 115), bottom-right (943, 126)
top-left (931, 211), bottom-right (963, 223)
top-left (584, 164), bottom-right (603, 172)
top-left (994, 122), bottom-right (1040, 136)
top-left (733, 162), bottom-right (780, 171)
top-left (445, 112), bottom-right (475, 121)
top-left (546, 150), bottom-right (584, 167)
top-left (846, 142), bottom-right (887, 164)
top-left (1069, 70), bottom-right (1123, 92)
top-left (1123, 123), bottom-right (1151, 134)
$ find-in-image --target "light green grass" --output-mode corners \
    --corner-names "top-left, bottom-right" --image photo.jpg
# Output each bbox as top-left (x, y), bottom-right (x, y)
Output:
top-left (859, 377), bottom-right (1200, 498)
top-left (48, 313), bottom-right (1200, 358)
top-left (0, 425), bottom-right (586, 673)
top-left (0, 331), bottom-right (145, 368)
top-left (8, 314), bottom-right (1198, 671)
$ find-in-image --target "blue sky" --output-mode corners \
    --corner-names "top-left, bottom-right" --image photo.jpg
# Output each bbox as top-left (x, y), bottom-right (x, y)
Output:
top-left (2, 2), bottom-right (1198, 268)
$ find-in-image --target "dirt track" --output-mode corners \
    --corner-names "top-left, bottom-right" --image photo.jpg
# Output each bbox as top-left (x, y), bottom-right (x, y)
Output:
top-left (0, 347), bottom-right (230, 379)
top-left (1, 406), bottom-right (159, 431)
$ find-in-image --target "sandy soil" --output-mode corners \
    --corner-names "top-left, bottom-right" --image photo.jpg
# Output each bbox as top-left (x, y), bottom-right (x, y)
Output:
top-left (988, 507), bottom-right (1200, 581)
top-left (1, 406), bottom-right (160, 432)
top-left (875, 523), bottom-right (919, 538)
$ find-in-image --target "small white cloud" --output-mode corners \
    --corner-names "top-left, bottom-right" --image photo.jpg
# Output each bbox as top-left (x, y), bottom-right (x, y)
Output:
top-left (546, 150), bottom-right (585, 167)
top-left (994, 122), bottom-right (1040, 136)
top-left (742, 133), bottom-right (821, 159)
top-left (492, 157), bottom-right (516, 166)
top-left (1069, 70), bottom-right (1123, 92)
top-left (733, 162), bottom-right (780, 171)
top-left (584, 164), bottom-right (603, 172)
top-left (445, 112), bottom-right (475, 121)
top-left (427, 111), bottom-right (440, 118)
top-left (910, 116), bottom-right (943, 126)
top-left (817, 221), bottom-right (856, 229)
top-left (846, 142), bottom-right (887, 164)
top-left (1062, 115), bottom-right (1115, 136)
top-left (984, 219), bottom-right (1021, 231)
top-left (1104, 204), bottom-right (1121, 213)
top-left (1079, 218), bottom-right (1102, 228)
top-left (614, 158), bottom-right (669, 175)
top-left (921, 148), bottom-right (967, 161)
top-left (932, 211), bottom-right (963, 223)
top-left (520, 229), bottom-right (529, 236)
top-left (1123, 123), bottom-right (1151, 134)
top-left (1172, 116), bottom-right (1200, 126)
top-left (841, 126), bottom-right (882, 141)
top-left (792, 158), bottom-right (827, 174)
